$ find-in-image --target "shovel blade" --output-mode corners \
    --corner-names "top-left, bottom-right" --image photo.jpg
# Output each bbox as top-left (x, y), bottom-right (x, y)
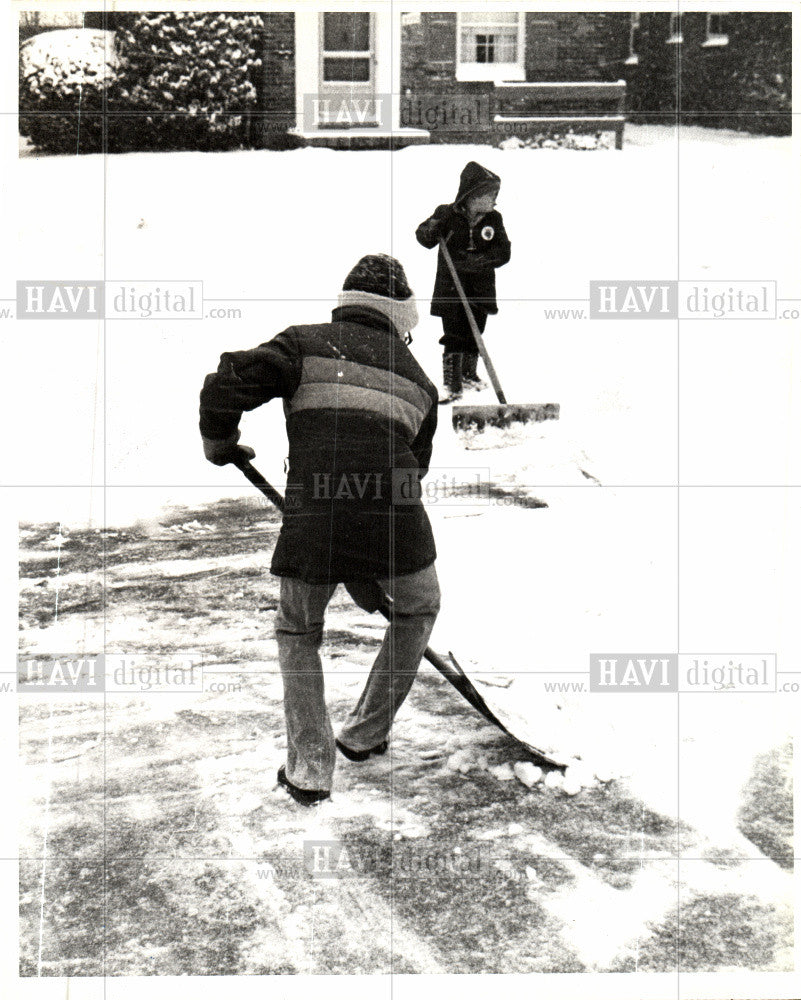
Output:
top-left (444, 651), bottom-right (564, 767)
top-left (452, 402), bottom-right (560, 432)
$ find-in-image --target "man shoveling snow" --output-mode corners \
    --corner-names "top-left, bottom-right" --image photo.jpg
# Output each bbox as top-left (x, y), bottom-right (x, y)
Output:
top-left (199, 254), bottom-right (441, 806)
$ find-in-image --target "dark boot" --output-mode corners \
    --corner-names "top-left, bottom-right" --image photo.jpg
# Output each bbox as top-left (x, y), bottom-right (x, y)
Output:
top-left (438, 352), bottom-right (463, 404)
top-left (462, 352), bottom-right (486, 389)
top-left (335, 738), bottom-right (389, 762)
top-left (277, 765), bottom-right (330, 807)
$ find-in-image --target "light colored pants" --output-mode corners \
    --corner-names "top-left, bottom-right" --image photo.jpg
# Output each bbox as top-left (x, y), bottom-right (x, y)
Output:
top-left (275, 564), bottom-right (441, 791)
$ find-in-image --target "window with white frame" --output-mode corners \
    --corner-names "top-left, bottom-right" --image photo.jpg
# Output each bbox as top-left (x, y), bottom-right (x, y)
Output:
top-left (702, 12), bottom-right (729, 47)
top-left (625, 13), bottom-right (641, 65)
top-left (667, 12), bottom-right (683, 44)
top-left (456, 12), bottom-right (525, 82)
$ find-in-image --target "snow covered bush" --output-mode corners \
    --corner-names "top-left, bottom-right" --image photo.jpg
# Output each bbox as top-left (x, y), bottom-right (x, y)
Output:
top-left (19, 29), bottom-right (120, 154)
top-left (112, 12), bottom-right (263, 151)
top-left (19, 14), bottom-right (263, 154)
top-left (496, 130), bottom-right (615, 151)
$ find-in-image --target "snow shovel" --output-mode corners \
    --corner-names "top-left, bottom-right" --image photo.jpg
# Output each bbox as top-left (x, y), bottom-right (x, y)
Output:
top-left (439, 238), bottom-right (559, 433)
top-left (233, 455), bottom-right (561, 766)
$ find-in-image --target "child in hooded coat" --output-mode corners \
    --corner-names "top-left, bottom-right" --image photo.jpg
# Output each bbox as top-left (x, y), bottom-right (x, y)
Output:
top-left (416, 161), bottom-right (511, 402)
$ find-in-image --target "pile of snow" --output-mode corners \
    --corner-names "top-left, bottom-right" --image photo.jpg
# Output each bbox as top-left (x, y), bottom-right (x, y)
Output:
top-left (512, 761), bottom-right (541, 787)
top-left (435, 415), bottom-right (600, 488)
top-left (163, 520), bottom-right (217, 534)
top-left (497, 131), bottom-right (614, 151)
top-left (444, 751), bottom-right (614, 796)
top-left (20, 29), bottom-right (119, 97)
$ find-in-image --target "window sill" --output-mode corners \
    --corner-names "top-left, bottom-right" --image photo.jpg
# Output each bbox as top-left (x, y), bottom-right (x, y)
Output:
top-left (666, 35), bottom-right (684, 45)
top-left (624, 54), bottom-right (639, 66)
top-left (456, 64), bottom-right (525, 83)
top-left (701, 35), bottom-right (729, 48)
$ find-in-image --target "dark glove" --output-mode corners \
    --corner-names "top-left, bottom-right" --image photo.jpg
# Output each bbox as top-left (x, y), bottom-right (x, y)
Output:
top-left (434, 218), bottom-right (452, 240)
top-left (426, 210), bottom-right (455, 243)
top-left (418, 218), bottom-right (444, 244)
top-left (202, 432), bottom-right (256, 467)
top-left (435, 209), bottom-right (457, 244)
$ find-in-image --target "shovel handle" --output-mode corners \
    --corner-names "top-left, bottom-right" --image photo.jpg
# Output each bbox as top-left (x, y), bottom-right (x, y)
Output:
top-left (439, 238), bottom-right (507, 405)
top-left (236, 456), bottom-right (287, 512)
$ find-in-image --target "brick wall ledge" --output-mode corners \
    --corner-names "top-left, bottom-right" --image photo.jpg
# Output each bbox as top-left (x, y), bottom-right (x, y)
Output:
top-left (494, 80), bottom-right (627, 89)
top-left (291, 127), bottom-right (430, 148)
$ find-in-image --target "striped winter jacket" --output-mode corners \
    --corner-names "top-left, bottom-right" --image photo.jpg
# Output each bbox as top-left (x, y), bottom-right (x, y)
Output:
top-left (199, 306), bottom-right (439, 584)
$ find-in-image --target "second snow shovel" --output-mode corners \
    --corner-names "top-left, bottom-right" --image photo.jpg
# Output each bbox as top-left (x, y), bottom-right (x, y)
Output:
top-left (234, 455), bottom-right (561, 767)
top-left (439, 237), bottom-right (559, 434)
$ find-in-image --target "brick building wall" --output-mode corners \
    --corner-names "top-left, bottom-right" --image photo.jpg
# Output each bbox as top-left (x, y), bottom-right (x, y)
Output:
top-left (259, 13), bottom-right (296, 148)
top-left (402, 14), bottom-right (463, 95)
top-left (400, 12), bottom-right (629, 143)
top-left (624, 12), bottom-right (791, 135)
top-left (400, 14), bottom-right (481, 143)
top-left (523, 13), bottom-right (629, 82)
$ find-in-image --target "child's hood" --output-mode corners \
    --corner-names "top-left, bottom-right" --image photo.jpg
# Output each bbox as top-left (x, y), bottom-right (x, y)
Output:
top-left (454, 161), bottom-right (501, 207)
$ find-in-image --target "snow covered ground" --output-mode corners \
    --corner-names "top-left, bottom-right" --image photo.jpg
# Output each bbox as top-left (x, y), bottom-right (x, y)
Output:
top-left (11, 124), bottom-right (800, 723)
top-left (9, 125), bottom-right (800, 980)
top-left (9, 123), bottom-right (801, 511)
top-left (17, 498), bottom-right (795, 976)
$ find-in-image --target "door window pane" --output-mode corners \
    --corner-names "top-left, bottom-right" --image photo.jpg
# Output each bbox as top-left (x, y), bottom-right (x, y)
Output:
top-left (323, 57), bottom-right (371, 83)
top-left (323, 12), bottom-right (370, 53)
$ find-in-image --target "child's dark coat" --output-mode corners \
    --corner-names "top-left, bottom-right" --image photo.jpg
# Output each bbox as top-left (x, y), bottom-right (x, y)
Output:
top-left (415, 161), bottom-right (511, 317)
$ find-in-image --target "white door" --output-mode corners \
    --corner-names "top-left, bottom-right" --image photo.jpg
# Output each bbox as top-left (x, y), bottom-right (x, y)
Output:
top-left (317, 12), bottom-right (378, 127)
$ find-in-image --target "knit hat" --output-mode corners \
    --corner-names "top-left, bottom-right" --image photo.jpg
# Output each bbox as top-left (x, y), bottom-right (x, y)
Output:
top-left (342, 253), bottom-right (413, 299)
top-left (338, 254), bottom-right (419, 335)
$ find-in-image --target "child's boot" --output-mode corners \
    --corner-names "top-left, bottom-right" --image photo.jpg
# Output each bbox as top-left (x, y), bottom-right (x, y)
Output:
top-left (439, 352), bottom-right (463, 404)
top-left (462, 352), bottom-right (486, 389)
